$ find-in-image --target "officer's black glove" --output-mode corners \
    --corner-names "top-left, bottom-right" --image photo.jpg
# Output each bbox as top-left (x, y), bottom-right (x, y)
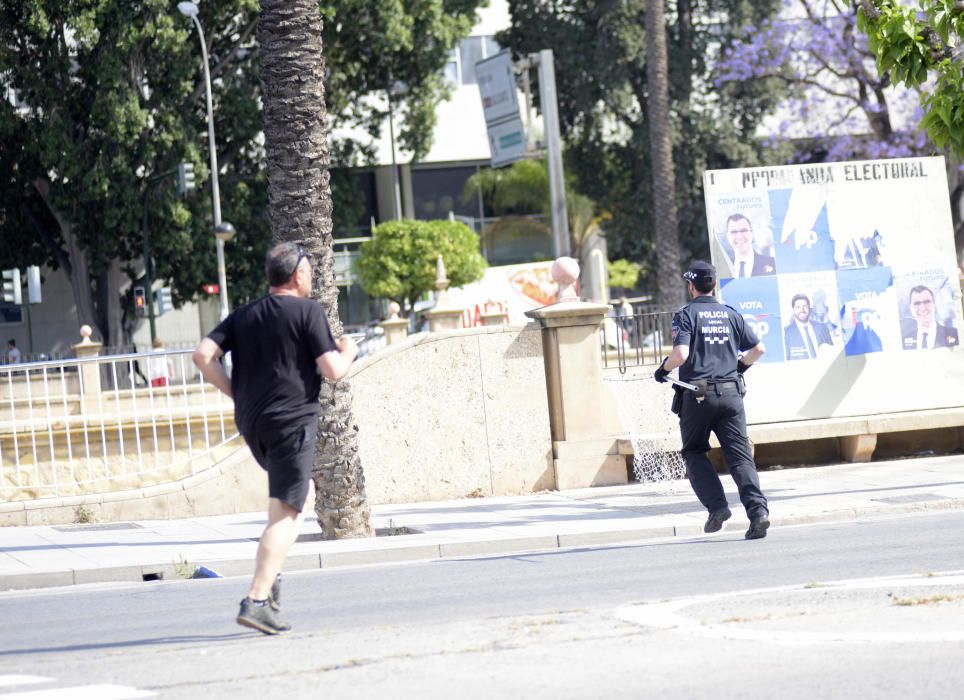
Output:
top-left (737, 359), bottom-right (751, 375)
top-left (654, 357), bottom-right (670, 383)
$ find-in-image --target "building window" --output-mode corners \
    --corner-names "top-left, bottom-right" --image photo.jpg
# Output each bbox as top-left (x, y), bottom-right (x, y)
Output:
top-left (411, 166), bottom-right (479, 220)
top-left (447, 36), bottom-right (502, 86)
top-left (0, 302), bottom-right (22, 325)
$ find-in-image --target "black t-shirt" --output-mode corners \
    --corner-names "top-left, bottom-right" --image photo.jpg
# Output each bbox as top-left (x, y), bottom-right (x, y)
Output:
top-left (671, 295), bottom-right (760, 383)
top-left (207, 294), bottom-right (337, 435)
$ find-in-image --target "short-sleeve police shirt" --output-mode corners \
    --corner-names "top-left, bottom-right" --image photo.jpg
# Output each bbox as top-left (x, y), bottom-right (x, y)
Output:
top-left (671, 295), bottom-right (759, 383)
top-left (207, 294), bottom-right (337, 435)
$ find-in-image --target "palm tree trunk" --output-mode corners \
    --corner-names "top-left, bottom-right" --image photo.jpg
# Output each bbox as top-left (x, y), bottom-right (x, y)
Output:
top-left (645, 0), bottom-right (683, 309)
top-left (257, 0), bottom-right (373, 539)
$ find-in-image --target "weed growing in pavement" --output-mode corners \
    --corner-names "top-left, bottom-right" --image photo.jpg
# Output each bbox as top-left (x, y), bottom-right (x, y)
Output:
top-left (74, 505), bottom-right (95, 524)
top-left (891, 593), bottom-right (964, 606)
top-left (385, 519), bottom-right (405, 536)
top-left (173, 557), bottom-right (197, 579)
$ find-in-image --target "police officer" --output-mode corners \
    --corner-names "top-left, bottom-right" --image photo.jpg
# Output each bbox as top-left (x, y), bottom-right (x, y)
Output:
top-left (654, 261), bottom-right (770, 539)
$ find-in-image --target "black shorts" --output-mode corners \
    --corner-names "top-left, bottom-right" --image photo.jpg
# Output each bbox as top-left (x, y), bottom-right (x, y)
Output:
top-left (243, 419), bottom-right (317, 511)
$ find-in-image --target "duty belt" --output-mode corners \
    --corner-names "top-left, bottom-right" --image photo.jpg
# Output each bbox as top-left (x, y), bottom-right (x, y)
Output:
top-left (688, 378), bottom-right (745, 400)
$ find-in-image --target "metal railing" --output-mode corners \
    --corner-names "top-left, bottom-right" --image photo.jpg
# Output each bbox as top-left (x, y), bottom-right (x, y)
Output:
top-left (601, 310), bottom-right (674, 373)
top-left (0, 348), bottom-right (237, 501)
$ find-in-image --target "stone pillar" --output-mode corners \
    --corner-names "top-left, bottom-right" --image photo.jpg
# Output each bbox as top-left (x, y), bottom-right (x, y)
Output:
top-left (525, 258), bottom-right (628, 490)
top-left (72, 325), bottom-right (103, 400)
top-left (423, 254), bottom-right (464, 332)
top-left (381, 301), bottom-right (409, 346)
top-left (480, 307), bottom-right (507, 327)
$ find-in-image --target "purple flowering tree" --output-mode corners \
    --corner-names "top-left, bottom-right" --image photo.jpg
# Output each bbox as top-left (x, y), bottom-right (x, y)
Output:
top-left (716, 0), bottom-right (931, 162)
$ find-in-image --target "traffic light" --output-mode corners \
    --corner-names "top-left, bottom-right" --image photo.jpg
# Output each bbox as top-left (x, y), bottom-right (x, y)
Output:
top-left (177, 162), bottom-right (195, 196)
top-left (156, 287), bottom-right (173, 316)
top-left (133, 286), bottom-right (147, 317)
top-left (1, 269), bottom-right (21, 305)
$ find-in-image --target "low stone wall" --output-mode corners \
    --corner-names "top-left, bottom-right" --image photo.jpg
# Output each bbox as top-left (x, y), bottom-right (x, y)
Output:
top-left (0, 436), bottom-right (267, 527)
top-left (347, 324), bottom-right (555, 503)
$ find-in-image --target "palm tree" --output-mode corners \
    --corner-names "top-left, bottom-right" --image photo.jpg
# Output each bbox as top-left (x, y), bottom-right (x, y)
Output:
top-left (644, 0), bottom-right (683, 309)
top-left (257, 0), bottom-right (373, 538)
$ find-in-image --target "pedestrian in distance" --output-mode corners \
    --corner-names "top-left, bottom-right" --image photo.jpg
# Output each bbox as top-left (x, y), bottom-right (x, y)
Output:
top-left (654, 260), bottom-right (771, 540)
top-left (6, 338), bottom-right (21, 363)
top-left (147, 337), bottom-right (174, 387)
top-left (193, 241), bottom-right (359, 635)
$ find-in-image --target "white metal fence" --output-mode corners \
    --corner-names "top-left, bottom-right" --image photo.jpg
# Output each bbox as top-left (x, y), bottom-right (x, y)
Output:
top-left (0, 349), bottom-right (238, 501)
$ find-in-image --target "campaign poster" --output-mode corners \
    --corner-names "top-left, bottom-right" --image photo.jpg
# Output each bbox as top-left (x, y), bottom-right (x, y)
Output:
top-left (835, 266), bottom-right (899, 356)
top-left (707, 191), bottom-right (777, 278)
top-left (704, 157), bottom-right (963, 362)
top-left (768, 186), bottom-right (837, 274)
top-left (894, 269), bottom-right (961, 351)
top-left (718, 276), bottom-right (783, 363)
top-left (777, 271), bottom-right (842, 361)
top-left (454, 260), bottom-right (558, 327)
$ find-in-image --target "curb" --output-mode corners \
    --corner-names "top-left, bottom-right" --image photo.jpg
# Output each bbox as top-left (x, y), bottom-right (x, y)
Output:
top-left (2, 497), bottom-right (963, 593)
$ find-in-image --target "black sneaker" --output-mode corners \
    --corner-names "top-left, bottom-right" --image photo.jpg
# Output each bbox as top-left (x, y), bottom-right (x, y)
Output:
top-left (236, 597), bottom-right (291, 635)
top-left (269, 574), bottom-right (281, 611)
top-left (704, 507), bottom-right (732, 533)
top-left (745, 515), bottom-right (770, 540)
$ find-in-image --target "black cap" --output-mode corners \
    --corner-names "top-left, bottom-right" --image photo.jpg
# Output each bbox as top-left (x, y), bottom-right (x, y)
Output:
top-left (682, 260), bottom-right (716, 284)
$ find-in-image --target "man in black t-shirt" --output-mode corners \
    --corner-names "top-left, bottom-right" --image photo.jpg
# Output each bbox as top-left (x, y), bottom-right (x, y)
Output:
top-left (654, 261), bottom-right (770, 540)
top-left (193, 242), bottom-right (358, 635)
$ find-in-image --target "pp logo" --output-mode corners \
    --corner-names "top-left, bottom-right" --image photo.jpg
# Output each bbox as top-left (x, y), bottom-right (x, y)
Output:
top-left (744, 314), bottom-right (769, 338)
top-left (796, 229), bottom-right (818, 250)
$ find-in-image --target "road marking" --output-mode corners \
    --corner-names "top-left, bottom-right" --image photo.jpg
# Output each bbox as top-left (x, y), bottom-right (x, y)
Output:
top-left (0, 679), bottom-right (50, 689)
top-left (0, 685), bottom-right (153, 699)
top-left (615, 571), bottom-right (964, 644)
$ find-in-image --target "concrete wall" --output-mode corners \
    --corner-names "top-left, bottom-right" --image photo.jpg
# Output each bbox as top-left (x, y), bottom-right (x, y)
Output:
top-left (348, 324), bottom-right (554, 503)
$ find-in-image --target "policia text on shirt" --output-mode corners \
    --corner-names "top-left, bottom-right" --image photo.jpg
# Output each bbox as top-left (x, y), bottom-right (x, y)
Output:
top-left (654, 261), bottom-right (771, 540)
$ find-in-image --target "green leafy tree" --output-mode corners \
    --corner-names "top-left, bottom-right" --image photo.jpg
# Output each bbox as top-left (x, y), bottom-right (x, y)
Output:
top-left (0, 1), bottom-right (485, 347)
top-left (856, 0), bottom-right (961, 154)
top-left (856, 0), bottom-right (964, 261)
top-left (501, 0), bottom-right (781, 296)
top-left (358, 219), bottom-right (487, 313)
top-left (462, 158), bottom-right (607, 263)
top-left (0, 0), bottom-right (267, 347)
top-left (607, 259), bottom-right (642, 291)
top-left (321, 1), bottom-right (485, 162)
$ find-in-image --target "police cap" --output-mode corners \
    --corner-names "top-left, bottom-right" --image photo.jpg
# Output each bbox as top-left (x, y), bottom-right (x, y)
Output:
top-left (682, 260), bottom-right (716, 284)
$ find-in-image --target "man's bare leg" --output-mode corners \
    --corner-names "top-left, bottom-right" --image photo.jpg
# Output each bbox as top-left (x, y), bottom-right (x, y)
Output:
top-left (247, 497), bottom-right (300, 600)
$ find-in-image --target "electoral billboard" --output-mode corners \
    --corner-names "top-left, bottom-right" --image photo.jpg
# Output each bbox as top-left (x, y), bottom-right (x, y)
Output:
top-left (703, 156), bottom-right (963, 421)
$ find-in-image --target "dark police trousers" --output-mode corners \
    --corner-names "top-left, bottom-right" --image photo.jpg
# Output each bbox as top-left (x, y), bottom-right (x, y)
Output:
top-left (678, 381), bottom-right (768, 519)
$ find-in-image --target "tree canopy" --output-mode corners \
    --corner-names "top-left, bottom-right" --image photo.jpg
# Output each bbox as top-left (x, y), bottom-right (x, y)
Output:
top-left (718, 0), bottom-right (930, 162)
top-left (500, 0), bottom-right (781, 293)
top-left (856, 0), bottom-right (964, 156)
top-left (0, 0), bottom-right (485, 346)
top-left (357, 219), bottom-right (487, 312)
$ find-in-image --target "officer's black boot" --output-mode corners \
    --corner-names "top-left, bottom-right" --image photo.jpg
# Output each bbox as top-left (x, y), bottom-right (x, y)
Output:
top-left (745, 515), bottom-right (770, 540)
top-left (704, 507), bottom-right (732, 533)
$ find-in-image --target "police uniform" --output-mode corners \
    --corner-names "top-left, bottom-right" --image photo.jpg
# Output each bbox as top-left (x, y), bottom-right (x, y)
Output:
top-left (669, 262), bottom-right (769, 536)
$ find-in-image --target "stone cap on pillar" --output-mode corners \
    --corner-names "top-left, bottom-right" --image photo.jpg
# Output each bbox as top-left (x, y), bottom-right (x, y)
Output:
top-left (525, 257), bottom-right (611, 328)
top-left (72, 325), bottom-right (103, 357)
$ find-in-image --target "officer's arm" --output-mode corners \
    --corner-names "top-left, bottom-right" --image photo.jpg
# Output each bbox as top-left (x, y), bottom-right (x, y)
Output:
top-left (741, 342), bottom-right (765, 366)
top-left (661, 344), bottom-right (689, 372)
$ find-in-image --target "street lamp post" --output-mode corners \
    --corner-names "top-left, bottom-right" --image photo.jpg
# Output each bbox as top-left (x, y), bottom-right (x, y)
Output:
top-left (178, 1), bottom-right (231, 320)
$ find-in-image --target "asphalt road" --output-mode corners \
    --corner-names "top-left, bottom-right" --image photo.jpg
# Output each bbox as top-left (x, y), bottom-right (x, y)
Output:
top-left (2, 511), bottom-right (963, 699)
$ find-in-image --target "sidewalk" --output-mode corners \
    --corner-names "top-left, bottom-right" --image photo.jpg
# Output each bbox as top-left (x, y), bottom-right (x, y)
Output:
top-left (1, 454), bottom-right (963, 591)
